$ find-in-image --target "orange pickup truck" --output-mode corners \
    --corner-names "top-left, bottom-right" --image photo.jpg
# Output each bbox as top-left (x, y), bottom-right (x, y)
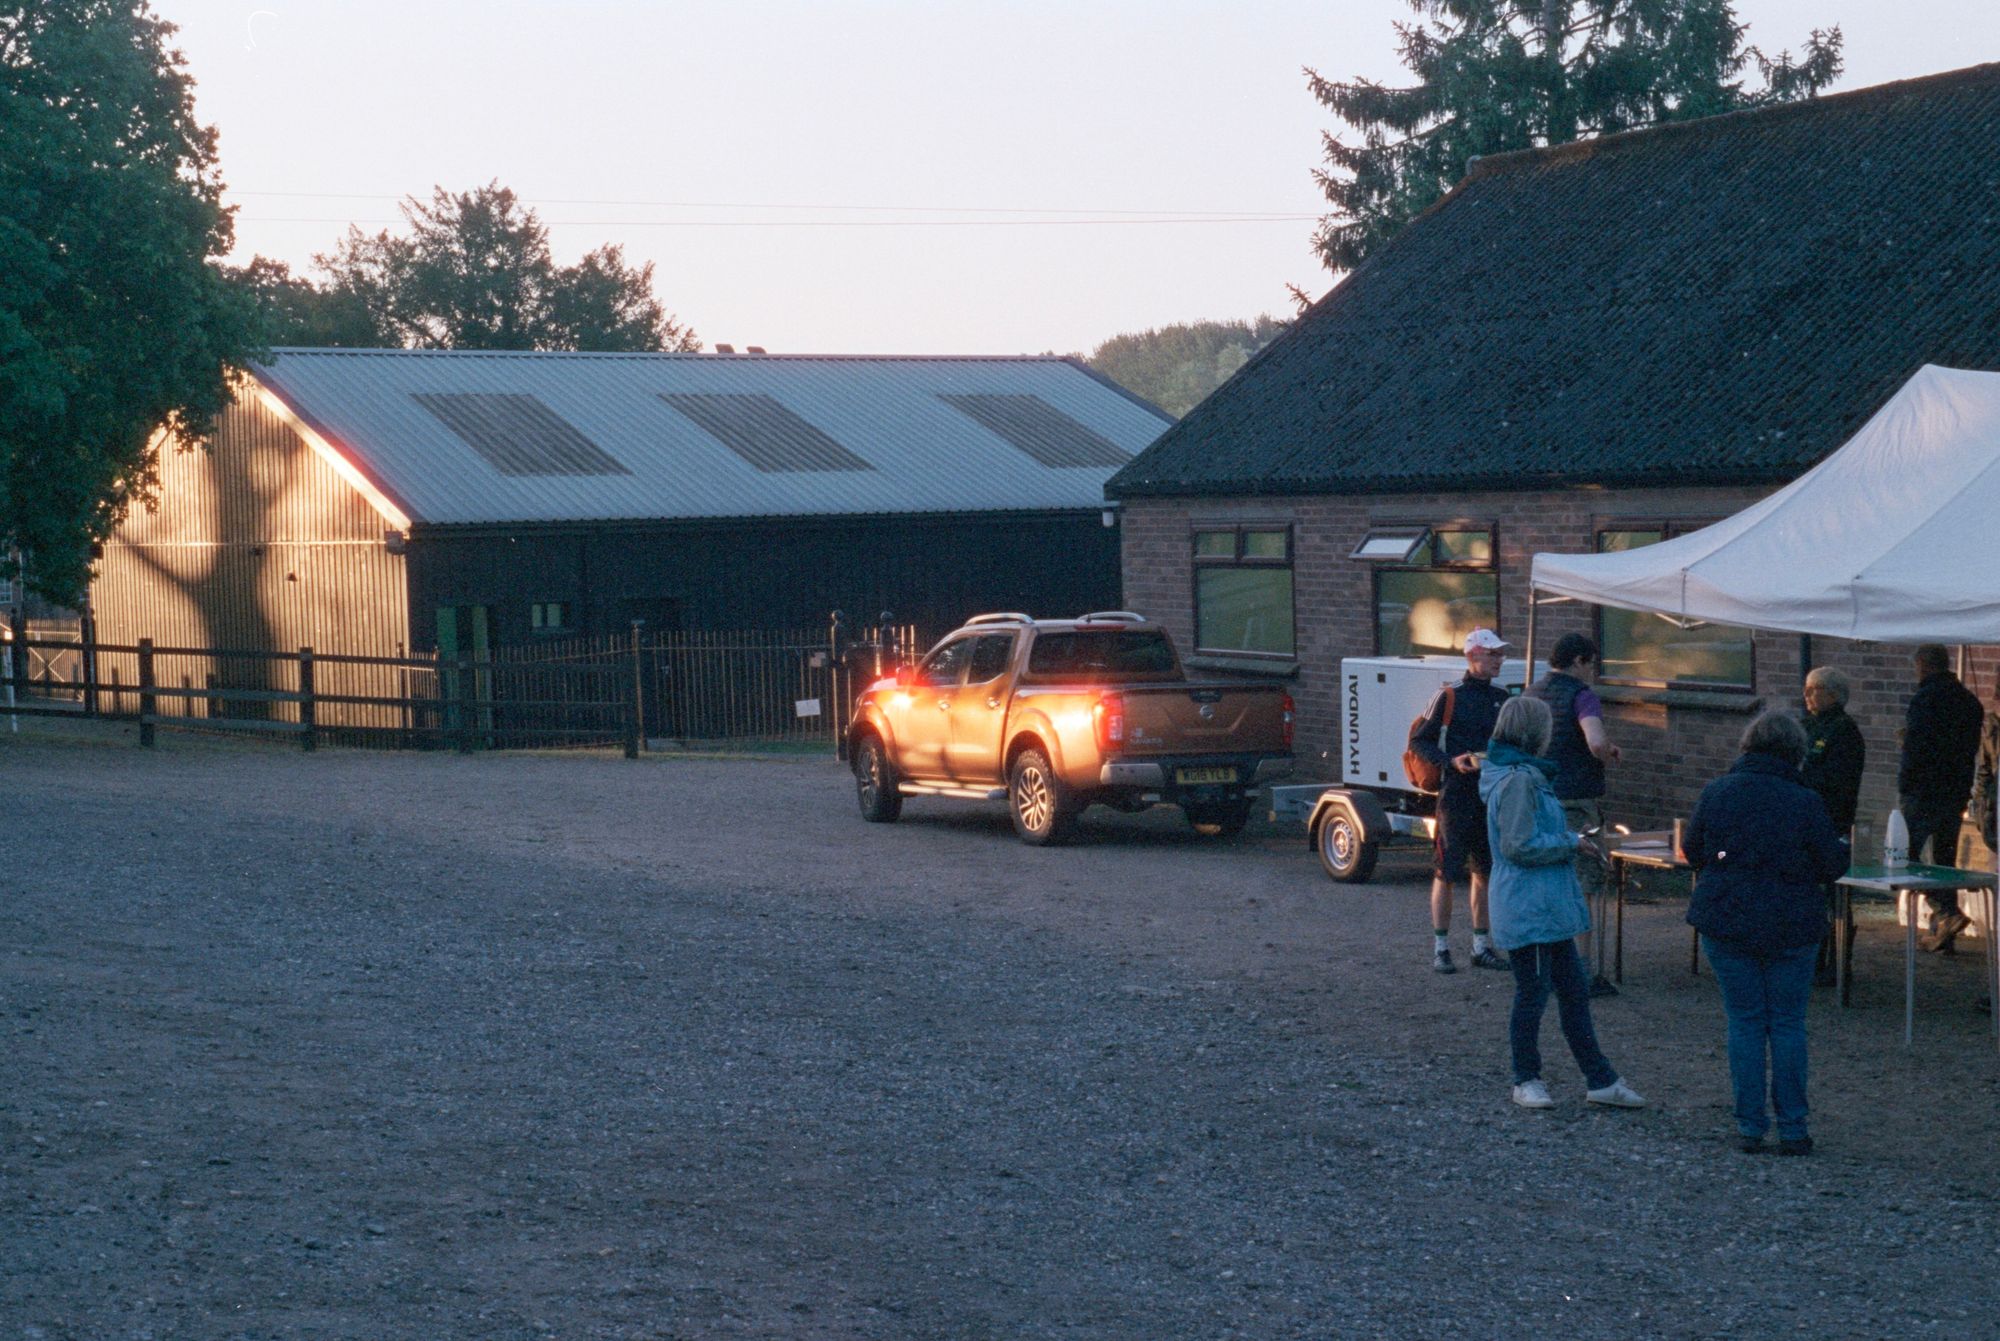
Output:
top-left (846, 612), bottom-right (1294, 845)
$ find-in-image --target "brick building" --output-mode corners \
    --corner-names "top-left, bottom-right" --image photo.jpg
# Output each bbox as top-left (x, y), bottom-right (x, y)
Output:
top-left (1106, 63), bottom-right (2000, 829)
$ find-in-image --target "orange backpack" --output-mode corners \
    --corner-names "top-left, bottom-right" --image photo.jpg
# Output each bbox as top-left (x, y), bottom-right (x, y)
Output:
top-left (1402, 684), bottom-right (1456, 794)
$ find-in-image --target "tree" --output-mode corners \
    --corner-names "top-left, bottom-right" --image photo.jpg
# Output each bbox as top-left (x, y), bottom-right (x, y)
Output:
top-left (0, 0), bottom-right (260, 603)
top-left (314, 184), bottom-right (700, 352)
top-left (224, 256), bottom-right (382, 348)
top-left (1307, 1), bottom-right (1843, 272)
top-left (1086, 317), bottom-right (1288, 419)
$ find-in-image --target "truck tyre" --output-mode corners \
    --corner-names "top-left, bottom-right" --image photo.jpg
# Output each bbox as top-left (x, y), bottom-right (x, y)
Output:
top-left (1316, 805), bottom-right (1379, 882)
top-left (854, 735), bottom-right (903, 823)
top-left (1009, 747), bottom-right (1076, 846)
top-left (1187, 798), bottom-right (1254, 838)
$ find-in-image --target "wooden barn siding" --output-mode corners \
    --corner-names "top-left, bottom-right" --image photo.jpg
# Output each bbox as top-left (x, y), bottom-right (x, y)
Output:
top-left (1122, 487), bottom-right (2000, 833)
top-left (403, 511), bottom-right (1123, 650)
top-left (92, 394), bottom-right (412, 728)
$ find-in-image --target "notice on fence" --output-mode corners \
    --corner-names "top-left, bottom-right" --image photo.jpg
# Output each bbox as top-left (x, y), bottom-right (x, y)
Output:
top-left (795, 698), bottom-right (822, 719)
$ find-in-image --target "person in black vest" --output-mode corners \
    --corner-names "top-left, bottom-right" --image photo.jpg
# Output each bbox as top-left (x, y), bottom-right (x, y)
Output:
top-left (1529, 633), bottom-right (1621, 995)
top-left (1799, 666), bottom-right (1865, 835)
top-left (1408, 628), bottom-right (1515, 974)
top-left (1899, 644), bottom-right (1985, 952)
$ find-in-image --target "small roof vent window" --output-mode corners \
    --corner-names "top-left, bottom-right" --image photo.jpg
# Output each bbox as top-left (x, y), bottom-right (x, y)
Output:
top-left (1351, 528), bottom-right (1431, 563)
top-left (411, 393), bottom-right (630, 477)
top-left (661, 393), bottom-right (873, 473)
top-left (938, 394), bottom-right (1131, 468)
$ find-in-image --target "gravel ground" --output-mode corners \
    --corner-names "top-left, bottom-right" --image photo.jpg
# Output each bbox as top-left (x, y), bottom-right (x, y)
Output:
top-left (4, 720), bottom-right (1999, 1339)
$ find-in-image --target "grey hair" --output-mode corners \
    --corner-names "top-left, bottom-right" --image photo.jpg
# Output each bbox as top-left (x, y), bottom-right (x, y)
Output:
top-left (1741, 710), bottom-right (1809, 767)
top-left (1491, 694), bottom-right (1552, 757)
top-left (1804, 666), bottom-right (1850, 707)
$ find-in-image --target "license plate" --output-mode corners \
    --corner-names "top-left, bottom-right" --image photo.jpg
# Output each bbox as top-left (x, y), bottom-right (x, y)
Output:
top-left (1175, 766), bottom-right (1237, 785)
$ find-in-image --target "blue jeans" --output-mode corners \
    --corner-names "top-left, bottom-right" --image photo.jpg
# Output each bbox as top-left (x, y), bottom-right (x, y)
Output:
top-left (1508, 939), bottom-right (1618, 1089)
top-left (1702, 937), bottom-right (1817, 1141)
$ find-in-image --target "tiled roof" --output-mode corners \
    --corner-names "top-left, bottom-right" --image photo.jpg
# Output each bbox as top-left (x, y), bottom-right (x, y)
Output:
top-left (1108, 63), bottom-right (2000, 499)
top-left (251, 349), bottom-right (1170, 527)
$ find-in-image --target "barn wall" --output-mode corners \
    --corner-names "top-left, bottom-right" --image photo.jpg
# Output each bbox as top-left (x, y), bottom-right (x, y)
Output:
top-left (402, 511), bottom-right (1122, 650)
top-left (92, 392), bottom-right (411, 728)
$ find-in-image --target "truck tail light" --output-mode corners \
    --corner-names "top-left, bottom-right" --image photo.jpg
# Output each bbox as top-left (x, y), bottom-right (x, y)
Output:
top-left (1093, 694), bottom-right (1126, 753)
top-left (1281, 692), bottom-right (1295, 749)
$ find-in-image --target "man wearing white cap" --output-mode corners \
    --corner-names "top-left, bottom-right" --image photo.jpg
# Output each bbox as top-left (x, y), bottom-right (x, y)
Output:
top-left (1408, 628), bottom-right (1515, 973)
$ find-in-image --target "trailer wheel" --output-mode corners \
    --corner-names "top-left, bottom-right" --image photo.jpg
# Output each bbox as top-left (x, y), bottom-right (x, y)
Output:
top-left (1316, 806), bottom-right (1378, 882)
top-left (854, 735), bottom-right (903, 823)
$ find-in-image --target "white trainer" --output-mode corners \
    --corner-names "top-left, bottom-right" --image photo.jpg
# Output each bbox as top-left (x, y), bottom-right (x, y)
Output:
top-left (1586, 1079), bottom-right (1647, 1109)
top-left (1511, 1079), bottom-right (1555, 1109)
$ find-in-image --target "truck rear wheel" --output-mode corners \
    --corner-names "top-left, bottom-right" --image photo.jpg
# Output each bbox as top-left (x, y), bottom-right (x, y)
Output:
top-left (1316, 807), bottom-right (1378, 882)
top-left (1009, 747), bottom-right (1076, 846)
top-left (854, 735), bottom-right (903, 823)
top-left (1186, 798), bottom-right (1254, 838)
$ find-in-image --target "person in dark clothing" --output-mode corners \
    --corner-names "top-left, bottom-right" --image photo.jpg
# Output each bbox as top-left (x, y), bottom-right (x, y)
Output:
top-left (1409, 628), bottom-right (1515, 974)
top-left (1898, 644), bottom-right (1984, 951)
top-left (1685, 712), bottom-right (1850, 1156)
top-left (1799, 666), bottom-right (1865, 834)
top-left (1529, 632), bottom-right (1621, 996)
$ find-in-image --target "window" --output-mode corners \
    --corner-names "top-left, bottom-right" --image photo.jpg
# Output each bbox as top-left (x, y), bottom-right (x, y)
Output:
top-left (1371, 526), bottom-right (1498, 655)
top-left (1026, 629), bottom-right (1178, 679)
top-left (1595, 525), bottom-right (1753, 689)
top-left (966, 633), bottom-right (1016, 683)
top-left (1192, 526), bottom-right (1294, 657)
top-left (917, 637), bottom-right (974, 686)
top-left (530, 601), bottom-right (571, 633)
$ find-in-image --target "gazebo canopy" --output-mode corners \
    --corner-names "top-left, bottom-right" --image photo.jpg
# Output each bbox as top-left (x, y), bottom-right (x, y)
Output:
top-left (1531, 365), bottom-right (2000, 644)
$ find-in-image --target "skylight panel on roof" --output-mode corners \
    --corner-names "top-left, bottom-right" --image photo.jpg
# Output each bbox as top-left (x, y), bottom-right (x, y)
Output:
top-left (411, 393), bottom-right (631, 477)
top-left (938, 394), bottom-right (1132, 468)
top-left (660, 393), bottom-right (873, 473)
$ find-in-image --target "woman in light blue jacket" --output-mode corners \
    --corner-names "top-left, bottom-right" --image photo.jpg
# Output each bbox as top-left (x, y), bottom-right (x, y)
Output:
top-left (1479, 695), bottom-right (1646, 1111)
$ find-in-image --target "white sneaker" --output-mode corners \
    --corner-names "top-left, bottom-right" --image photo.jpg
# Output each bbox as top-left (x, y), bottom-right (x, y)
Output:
top-left (1586, 1079), bottom-right (1647, 1109)
top-left (1511, 1079), bottom-right (1555, 1109)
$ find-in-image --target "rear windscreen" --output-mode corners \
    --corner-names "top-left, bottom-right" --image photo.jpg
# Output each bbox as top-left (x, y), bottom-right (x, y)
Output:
top-left (1026, 630), bottom-right (1177, 678)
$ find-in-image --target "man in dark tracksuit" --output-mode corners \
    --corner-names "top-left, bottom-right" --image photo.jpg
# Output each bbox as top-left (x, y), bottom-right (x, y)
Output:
top-left (1409, 628), bottom-right (1514, 974)
top-left (1899, 644), bottom-right (1984, 951)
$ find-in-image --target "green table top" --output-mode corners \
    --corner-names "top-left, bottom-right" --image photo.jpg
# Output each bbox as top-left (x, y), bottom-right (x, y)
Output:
top-left (1839, 863), bottom-right (1997, 891)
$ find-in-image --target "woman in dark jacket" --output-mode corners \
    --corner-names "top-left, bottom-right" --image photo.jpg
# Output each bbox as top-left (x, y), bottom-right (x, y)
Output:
top-left (1684, 711), bottom-right (1849, 1156)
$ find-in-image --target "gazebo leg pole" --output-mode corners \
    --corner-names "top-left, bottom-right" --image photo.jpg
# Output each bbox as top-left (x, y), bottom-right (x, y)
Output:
top-left (1523, 585), bottom-right (1539, 685)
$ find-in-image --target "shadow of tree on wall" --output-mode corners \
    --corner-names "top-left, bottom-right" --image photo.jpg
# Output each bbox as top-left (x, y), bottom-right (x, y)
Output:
top-left (125, 407), bottom-right (284, 721)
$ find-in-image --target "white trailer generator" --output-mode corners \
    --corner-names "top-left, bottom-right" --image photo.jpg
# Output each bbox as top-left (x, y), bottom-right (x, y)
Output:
top-left (1271, 655), bottom-right (1537, 882)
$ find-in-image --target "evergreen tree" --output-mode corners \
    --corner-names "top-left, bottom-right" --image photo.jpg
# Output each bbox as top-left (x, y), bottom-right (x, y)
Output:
top-left (1308, 1), bottom-right (1843, 272)
top-left (0, 0), bottom-right (261, 602)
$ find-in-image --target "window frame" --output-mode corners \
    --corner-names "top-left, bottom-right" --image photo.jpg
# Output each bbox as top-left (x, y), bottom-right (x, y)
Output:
top-left (1189, 523), bottom-right (1296, 659)
top-left (1368, 520), bottom-right (1500, 656)
top-left (529, 600), bottom-right (572, 635)
top-left (1592, 518), bottom-right (1755, 692)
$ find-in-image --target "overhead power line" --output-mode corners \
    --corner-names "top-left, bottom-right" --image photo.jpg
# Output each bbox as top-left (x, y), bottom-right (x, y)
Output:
top-left (230, 188), bottom-right (1318, 219)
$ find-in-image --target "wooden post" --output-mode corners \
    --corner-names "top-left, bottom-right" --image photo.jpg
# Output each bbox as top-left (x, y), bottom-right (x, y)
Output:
top-left (138, 637), bottom-right (156, 748)
top-left (630, 620), bottom-right (646, 753)
top-left (456, 656), bottom-right (476, 754)
top-left (623, 643), bottom-right (641, 760)
top-left (298, 646), bottom-right (316, 752)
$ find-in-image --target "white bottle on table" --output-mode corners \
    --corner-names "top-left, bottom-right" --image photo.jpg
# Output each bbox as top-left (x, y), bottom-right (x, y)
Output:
top-left (1884, 807), bottom-right (1910, 869)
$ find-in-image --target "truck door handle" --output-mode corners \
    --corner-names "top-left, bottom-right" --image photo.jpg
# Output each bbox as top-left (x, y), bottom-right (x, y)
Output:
top-left (937, 700), bottom-right (952, 711)
top-left (986, 697), bottom-right (1001, 709)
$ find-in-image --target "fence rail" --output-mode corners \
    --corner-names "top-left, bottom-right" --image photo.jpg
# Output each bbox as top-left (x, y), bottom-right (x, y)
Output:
top-left (0, 620), bottom-right (924, 755)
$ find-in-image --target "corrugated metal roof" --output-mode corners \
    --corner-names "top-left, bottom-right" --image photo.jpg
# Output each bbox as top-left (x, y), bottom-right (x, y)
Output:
top-left (250, 349), bottom-right (1171, 527)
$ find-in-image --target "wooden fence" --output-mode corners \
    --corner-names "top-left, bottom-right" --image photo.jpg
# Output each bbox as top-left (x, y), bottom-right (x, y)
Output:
top-left (0, 621), bottom-right (926, 754)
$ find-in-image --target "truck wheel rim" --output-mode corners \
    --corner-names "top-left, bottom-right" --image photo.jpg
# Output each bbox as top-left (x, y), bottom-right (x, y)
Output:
top-left (1016, 766), bottom-right (1053, 830)
top-left (860, 746), bottom-right (884, 802)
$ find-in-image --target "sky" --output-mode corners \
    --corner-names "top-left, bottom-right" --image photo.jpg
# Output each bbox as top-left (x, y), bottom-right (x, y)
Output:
top-left (151, 0), bottom-right (2000, 357)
